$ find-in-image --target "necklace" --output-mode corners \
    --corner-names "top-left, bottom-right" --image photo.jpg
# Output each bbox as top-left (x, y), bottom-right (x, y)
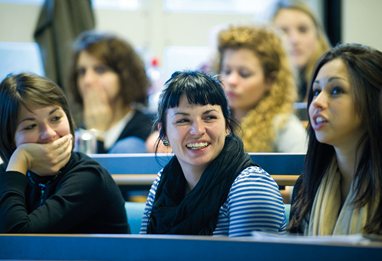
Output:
top-left (27, 171), bottom-right (58, 206)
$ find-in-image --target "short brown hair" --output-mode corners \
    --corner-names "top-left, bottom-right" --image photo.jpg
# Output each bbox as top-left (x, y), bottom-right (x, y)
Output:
top-left (0, 73), bottom-right (75, 164)
top-left (67, 31), bottom-right (149, 123)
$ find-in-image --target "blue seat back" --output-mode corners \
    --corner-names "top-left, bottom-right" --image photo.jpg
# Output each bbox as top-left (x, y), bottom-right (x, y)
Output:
top-left (125, 202), bottom-right (145, 234)
top-left (125, 202), bottom-right (291, 234)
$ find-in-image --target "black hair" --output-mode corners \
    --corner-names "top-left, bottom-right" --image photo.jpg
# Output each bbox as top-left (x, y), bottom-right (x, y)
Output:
top-left (154, 70), bottom-right (238, 152)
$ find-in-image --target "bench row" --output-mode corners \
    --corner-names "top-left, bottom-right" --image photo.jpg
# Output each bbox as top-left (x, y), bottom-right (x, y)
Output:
top-left (92, 153), bottom-right (305, 187)
top-left (1, 233), bottom-right (381, 260)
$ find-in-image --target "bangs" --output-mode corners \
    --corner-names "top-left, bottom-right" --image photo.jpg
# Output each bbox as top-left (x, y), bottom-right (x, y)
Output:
top-left (22, 83), bottom-right (65, 108)
top-left (164, 72), bottom-right (225, 109)
top-left (154, 70), bottom-right (237, 144)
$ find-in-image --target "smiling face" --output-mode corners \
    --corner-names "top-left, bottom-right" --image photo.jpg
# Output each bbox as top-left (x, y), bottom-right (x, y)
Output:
top-left (165, 95), bottom-right (228, 175)
top-left (76, 51), bottom-right (121, 103)
top-left (220, 48), bottom-right (270, 119)
top-left (273, 8), bottom-right (318, 69)
top-left (309, 58), bottom-right (364, 149)
top-left (15, 103), bottom-right (71, 146)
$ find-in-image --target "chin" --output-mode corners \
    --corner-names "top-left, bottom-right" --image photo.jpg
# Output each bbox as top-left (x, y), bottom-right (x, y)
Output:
top-left (316, 136), bottom-right (333, 146)
top-left (188, 155), bottom-right (214, 166)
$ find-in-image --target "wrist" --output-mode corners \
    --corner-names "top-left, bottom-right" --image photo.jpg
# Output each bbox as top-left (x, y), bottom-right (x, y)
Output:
top-left (6, 149), bottom-right (28, 175)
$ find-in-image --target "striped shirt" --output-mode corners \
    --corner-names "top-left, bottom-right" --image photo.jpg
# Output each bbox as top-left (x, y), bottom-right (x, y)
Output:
top-left (140, 166), bottom-right (286, 237)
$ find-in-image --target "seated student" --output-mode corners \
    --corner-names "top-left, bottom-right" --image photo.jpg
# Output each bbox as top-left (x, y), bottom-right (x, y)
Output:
top-left (67, 30), bottom-right (154, 153)
top-left (289, 43), bottom-right (382, 235)
top-left (140, 70), bottom-right (286, 237)
top-left (0, 73), bottom-right (129, 233)
top-left (272, 0), bottom-right (331, 102)
top-left (217, 25), bottom-right (307, 153)
top-left (147, 25), bottom-right (308, 154)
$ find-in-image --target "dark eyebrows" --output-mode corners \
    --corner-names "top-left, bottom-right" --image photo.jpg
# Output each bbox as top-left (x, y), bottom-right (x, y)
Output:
top-left (328, 76), bottom-right (347, 82)
top-left (18, 106), bottom-right (61, 124)
top-left (49, 107), bottom-right (61, 115)
top-left (18, 116), bottom-right (35, 124)
top-left (172, 108), bottom-right (219, 116)
top-left (203, 109), bottom-right (218, 115)
top-left (173, 112), bottom-right (189, 116)
top-left (313, 76), bottom-right (347, 85)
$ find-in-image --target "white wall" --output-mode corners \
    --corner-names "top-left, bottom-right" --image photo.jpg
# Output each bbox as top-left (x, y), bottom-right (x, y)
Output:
top-left (342, 0), bottom-right (382, 50)
top-left (0, 2), bottom-right (40, 42)
top-left (0, 0), bottom-right (381, 76)
top-left (0, 0), bottom-right (269, 80)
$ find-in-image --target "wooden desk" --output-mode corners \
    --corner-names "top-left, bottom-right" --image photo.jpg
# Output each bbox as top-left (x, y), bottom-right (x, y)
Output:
top-left (0, 234), bottom-right (381, 261)
top-left (92, 153), bottom-right (304, 187)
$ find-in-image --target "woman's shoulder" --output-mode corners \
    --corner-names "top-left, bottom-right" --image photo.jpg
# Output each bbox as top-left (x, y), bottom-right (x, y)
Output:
top-left (146, 170), bottom-right (163, 197)
top-left (123, 109), bottom-right (155, 140)
top-left (237, 165), bottom-right (269, 177)
top-left (232, 165), bottom-right (277, 188)
top-left (133, 108), bottom-right (156, 122)
top-left (273, 113), bottom-right (308, 153)
top-left (62, 152), bottom-right (111, 179)
top-left (227, 166), bottom-right (284, 209)
top-left (57, 152), bottom-right (121, 195)
top-left (67, 151), bottom-right (96, 166)
top-left (273, 113), bottom-right (304, 129)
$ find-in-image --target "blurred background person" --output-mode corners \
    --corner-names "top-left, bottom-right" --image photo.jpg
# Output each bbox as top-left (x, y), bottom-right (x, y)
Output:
top-left (217, 25), bottom-right (307, 153)
top-left (272, 0), bottom-right (331, 102)
top-left (289, 43), bottom-right (382, 235)
top-left (68, 30), bottom-right (154, 154)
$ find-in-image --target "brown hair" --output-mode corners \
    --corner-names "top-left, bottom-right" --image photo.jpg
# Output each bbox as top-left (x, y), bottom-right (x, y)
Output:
top-left (289, 43), bottom-right (382, 234)
top-left (0, 73), bottom-right (75, 164)
top-left (67, 31), bottom-right (149, 123)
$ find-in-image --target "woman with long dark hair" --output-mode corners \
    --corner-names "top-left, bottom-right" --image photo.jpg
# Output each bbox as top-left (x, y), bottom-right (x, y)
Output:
top-left (289, 43), bottom-right (382, 235)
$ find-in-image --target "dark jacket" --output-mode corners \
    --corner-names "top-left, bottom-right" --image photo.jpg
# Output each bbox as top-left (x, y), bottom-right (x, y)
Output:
top-left (0, 152), bottom-right (129, 233)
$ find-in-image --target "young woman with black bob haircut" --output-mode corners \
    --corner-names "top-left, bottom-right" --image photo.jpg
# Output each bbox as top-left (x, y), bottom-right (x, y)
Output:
top-left (0, 73), bottom-right (128, 233)
top-left (140, 70), bottom-right (286, 237)
top-left (289, 43), bottom-right (382, 235)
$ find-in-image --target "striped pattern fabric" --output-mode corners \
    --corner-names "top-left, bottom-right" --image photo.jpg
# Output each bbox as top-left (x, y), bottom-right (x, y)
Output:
top-left (140, 166), bottom-right (286, 237)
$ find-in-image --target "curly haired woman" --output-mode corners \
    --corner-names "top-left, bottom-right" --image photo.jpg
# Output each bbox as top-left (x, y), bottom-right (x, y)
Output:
top-left (217, 25), bottom-right (307, 152)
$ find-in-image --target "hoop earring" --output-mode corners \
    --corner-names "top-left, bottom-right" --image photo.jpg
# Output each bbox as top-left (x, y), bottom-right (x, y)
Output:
top-left (162, 138), bottom-right (170, 147)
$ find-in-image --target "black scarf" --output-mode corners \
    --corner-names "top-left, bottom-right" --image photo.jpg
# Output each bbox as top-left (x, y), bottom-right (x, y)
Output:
top-left (147, 135), bottom-right (254, 235)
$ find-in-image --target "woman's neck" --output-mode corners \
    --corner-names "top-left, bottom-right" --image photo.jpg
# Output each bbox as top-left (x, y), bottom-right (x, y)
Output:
top-left (334, 143), bottom-right (361, 201)
top-left (181, 165), bottom-right (206, 192)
